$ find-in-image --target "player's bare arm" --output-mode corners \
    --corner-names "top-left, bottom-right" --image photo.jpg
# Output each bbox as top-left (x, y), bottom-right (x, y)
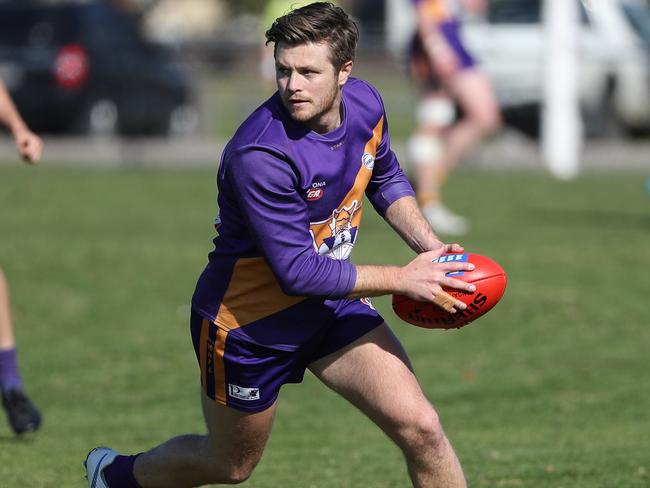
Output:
top-left (348, 248), bottom-right (476, 312)
top-left (383, 195), bottom-right (463, 253)
top-left (347, 196), bottom-right (474, 311)
top-left (0, 80), bottom-right (42, 164)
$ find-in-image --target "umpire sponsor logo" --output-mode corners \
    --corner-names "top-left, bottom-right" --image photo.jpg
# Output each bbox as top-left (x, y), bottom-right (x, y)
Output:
top-left (228, 384), bottom-right (260, 401)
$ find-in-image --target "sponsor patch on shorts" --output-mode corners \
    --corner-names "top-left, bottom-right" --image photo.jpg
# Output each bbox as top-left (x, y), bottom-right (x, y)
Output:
top-left (228, 384), bottom-right (261, 401)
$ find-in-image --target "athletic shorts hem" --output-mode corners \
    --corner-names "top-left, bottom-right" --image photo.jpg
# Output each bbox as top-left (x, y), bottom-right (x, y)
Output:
top-left (204, 388), bottom-right (280, 414)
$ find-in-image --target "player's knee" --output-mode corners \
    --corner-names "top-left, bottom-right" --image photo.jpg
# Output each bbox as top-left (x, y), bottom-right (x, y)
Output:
top-left (199, 452), bottom-right (258, 485)
top-left (416, 97), bottom-right (455, 127)
top-left (206, 462), bottom-right (256, 485)
top-left (473, 109), bottom-right (501, 136)
top-left (400, 408), bottom-right (446, 455)
top-left (408, 134), bottom-right (444, 166)
top-left (222, 465), bottom-right (255, 484)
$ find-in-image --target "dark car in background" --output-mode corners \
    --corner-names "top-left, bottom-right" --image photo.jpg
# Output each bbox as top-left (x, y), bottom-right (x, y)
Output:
top-left (0, 0), bottom-right (198, 136)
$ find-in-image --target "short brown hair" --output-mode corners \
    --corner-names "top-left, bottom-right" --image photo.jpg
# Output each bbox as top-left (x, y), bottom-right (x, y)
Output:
top-left (265, 2), bottom-right (359, 70)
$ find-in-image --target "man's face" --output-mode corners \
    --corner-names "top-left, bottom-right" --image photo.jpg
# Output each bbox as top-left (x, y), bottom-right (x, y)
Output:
top-left (275, 41), bottom-right (352, 133)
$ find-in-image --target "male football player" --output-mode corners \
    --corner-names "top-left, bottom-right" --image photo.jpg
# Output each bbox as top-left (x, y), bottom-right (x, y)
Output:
top-left (86, 3), bottom-right (473, 487)
top-left (0, 79), bottom-right (43, 434)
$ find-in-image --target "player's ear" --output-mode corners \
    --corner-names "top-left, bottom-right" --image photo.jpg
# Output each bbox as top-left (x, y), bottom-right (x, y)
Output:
top-left (338, 60), bottom-right (353, 86)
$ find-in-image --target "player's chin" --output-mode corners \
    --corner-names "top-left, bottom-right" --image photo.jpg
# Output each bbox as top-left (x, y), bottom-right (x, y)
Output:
top-left (288, 109), bottom-right (313, 123)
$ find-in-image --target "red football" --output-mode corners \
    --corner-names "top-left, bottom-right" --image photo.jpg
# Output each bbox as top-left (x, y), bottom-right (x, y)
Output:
top-left (392, 253), bottom-right (507, 329)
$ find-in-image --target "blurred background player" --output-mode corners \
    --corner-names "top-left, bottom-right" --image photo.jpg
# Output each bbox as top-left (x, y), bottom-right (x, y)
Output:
top-left (408, 0), bottom-right (501, 235)
top-left (0, 79), bottom-right (43, 434)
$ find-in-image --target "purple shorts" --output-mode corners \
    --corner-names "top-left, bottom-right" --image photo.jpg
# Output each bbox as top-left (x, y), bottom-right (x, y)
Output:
top-left (190, 297), bottom-right (384, 412)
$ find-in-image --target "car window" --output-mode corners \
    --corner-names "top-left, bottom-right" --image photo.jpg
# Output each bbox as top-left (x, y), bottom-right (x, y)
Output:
top-left (621, 3), bottom-right (650, 42)
top-left (78, 3), bottom-right (145, 50)
top-left (0, 6), bottom-right (81, 47)
top-left (487, 0), bottom-right (542, 23)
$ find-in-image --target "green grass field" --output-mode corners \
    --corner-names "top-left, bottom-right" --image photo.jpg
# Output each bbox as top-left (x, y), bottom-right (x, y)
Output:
top-left (0, 165), bottom-right (648, 487)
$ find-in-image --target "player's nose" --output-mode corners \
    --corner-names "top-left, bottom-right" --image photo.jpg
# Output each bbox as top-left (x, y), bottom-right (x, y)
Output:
top-left (287, 72), bottom-right (302, 91)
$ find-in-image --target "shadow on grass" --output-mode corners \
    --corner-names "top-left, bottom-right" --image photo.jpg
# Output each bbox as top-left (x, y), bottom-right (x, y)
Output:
top-left (0, 432), bottom-right (39, 443)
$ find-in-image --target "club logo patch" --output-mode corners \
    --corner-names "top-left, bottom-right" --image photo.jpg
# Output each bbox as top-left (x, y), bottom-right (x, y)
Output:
top-left (360, 297), bottom-right (375, 310)
top-left (228, 384), bottom-right (260, 401)
top-left (312, 200), bottom-right (360, 260)
top-left (361, 153), bottom-right (375, 170)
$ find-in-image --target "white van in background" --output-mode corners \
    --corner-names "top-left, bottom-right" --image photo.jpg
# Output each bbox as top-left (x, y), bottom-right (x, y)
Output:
top-left (462, 0), bottom-right (650, 138)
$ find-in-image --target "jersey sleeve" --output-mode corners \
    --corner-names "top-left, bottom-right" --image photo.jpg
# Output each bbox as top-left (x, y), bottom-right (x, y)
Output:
top-left (224, 146), bottom-right (357, 298)
top-left (364, 91), bottom-right (416, 217)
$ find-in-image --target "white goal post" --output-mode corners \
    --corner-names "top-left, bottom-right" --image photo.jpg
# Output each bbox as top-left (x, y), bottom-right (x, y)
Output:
top-left (542, 0), bottom-right (583, 180)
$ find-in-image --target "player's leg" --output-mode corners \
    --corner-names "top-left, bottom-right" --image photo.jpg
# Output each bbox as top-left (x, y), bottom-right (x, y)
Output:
top-left (131, 392), bottom-right (277, 487)
top-left (441, 68), bottom-right (501, 172)
top-left (87, 310), bottom-right (281, 487)
top-left (0, 268), bottom-right (16, 350)
top-left (309, 323), bottom-right (466, 488)
top-left (409, 93), bottom-right (471, 235)
top-left (417, 69), bottom-right (501, 235)
top-left (87, 393), bottom-right (276, 488)
top-left (409, 93), bottom-right (455, 207)
top-left (0, 267), bottom-right (41, 434)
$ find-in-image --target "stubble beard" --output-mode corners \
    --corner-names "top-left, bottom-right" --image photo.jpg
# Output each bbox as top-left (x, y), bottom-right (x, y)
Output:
top-left (286, 82), bottom-right (340, 128)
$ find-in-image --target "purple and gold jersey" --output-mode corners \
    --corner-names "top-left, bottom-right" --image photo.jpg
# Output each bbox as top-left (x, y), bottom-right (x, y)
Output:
top-left (411, 0), bottom-right (461, 23)
top-left (192, 77), bottom-right (414, 331)
top-left (409, 0), bottom-right (476, 86)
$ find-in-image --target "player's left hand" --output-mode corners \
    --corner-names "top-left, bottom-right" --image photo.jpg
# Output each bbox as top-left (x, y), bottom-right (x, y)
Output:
top-left (429, 241), bottom-right (464, 254)
top-left (13, 127), bottom-right (43, 164)
top-left (443, 243), bottom-right (464, 254)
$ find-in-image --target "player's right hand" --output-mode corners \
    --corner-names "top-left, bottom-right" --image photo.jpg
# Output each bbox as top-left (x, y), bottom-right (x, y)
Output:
top-left (398, 248), bottom-right (475, 312)
top-left (13, 128), bottom-right (43, 164)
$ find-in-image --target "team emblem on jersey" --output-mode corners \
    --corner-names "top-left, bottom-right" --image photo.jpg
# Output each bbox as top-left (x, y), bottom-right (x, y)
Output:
top-left (360, 297), bottom-right (375, 310)
top-left (362, 152), bottom-right (375, 170)
top-left (310, 200), bottom-right (361, 261)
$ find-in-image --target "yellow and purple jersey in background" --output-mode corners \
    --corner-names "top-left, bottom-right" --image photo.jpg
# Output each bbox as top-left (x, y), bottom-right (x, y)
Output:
top-left (412, 0), bottom-right (462, 23)
top-left (410, 0), bottom-right (476, 75)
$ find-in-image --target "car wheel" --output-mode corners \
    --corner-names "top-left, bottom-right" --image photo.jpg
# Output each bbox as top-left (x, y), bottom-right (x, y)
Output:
top-left (168, 104), bottom-right (199, 136)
